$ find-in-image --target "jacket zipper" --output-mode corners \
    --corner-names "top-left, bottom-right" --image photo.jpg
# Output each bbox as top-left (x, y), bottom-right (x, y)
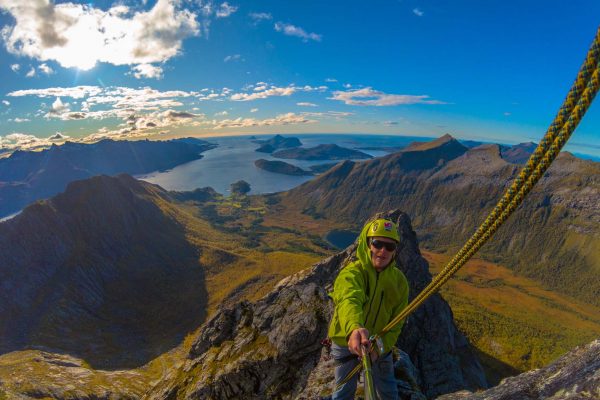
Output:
top-left (372, 291), bottom-right (384, 328)
top-left (363, 273), bottom-right (379, 326)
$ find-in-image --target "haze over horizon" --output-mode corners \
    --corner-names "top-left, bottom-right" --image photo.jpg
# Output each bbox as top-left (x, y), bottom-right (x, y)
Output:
top-left (1, 0), bottom-right (599, 157)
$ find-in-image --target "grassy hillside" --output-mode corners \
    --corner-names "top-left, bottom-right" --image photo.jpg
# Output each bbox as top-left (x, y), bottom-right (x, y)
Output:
top-left (424, 250), bottom-right (600, 385)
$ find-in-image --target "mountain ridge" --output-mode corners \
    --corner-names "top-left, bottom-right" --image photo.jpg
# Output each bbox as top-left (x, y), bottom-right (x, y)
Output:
top-left (280, 134), bottom-right (600, 306)
top-left (0, 174), bottom-right (208, 368)
top-left (0, 138), bottom-right (215, 218)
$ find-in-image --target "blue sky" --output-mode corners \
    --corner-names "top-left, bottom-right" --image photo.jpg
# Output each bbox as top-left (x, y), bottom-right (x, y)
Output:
top-left (0, 0), bottom-right (599, 157)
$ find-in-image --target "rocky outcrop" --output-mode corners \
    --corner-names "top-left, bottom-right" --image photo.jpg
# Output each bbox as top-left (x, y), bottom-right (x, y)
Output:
top-left (0, 350), bottom-right (149, 399)
top-left (147, 210), bottom-right (487, 399)
top-left (437, 339), bottom-right (600, 400)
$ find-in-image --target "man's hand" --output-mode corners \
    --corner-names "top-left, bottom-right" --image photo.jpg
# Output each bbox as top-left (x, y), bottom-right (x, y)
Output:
top-left (348, 328), bottom-right (370, 356)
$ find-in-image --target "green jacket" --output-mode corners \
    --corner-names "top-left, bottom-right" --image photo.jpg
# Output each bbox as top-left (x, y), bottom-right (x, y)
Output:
top-left (328, 223), bottom-right (409, 353)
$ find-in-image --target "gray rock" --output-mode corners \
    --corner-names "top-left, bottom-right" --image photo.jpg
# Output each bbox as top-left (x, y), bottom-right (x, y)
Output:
top-left (436, 339), bottom-right (600, 400)
top-left (147, 210), bottom-right (487, 399)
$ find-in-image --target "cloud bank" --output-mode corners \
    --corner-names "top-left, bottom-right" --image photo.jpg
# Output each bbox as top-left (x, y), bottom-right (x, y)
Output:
top-left (0, 0), bottom-right (200, 73)
top-left (331, 87), bottom-right (445, 106)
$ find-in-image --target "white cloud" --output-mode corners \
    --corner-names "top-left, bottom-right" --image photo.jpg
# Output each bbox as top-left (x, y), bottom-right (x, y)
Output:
top-left (224, 54), bottom-right (243, 62)
top-left (325, 78), bottom-right (337, 82)
top-left (214, 110), bottom-right (228, 116)
top-left (10, 63), bottom-right (20, 72)
top-left (330, 87), bottom-right (446, 106)
top-left (274, 22), bottom-right (322, 42)
top-left (504, 112), bottom-right (511, 116)
top-left (231, 85), bottom-right (296, 101)
top-left (38, 63), bottom-right (54, 75)
top-left (250, 108), bottom-right (258, 112)
top-left (0, 132), bottom-right (71, 153)
top-left (230, 83), bottom-right (326, 101)
top-left (384, 120), bottom-right (400, 126)
top-left (45, 97), bottom-right (70, 118)
top-left (9, 86), bottom-right (103, 99)
top-left (130, 64), bottom-right (164, 79)
top-left (25, 67), bottom-right (36, 77)
top-left (249, 12), bottom-right (271, 22)
top-left (343, 83), bottom-right (352, 89)
top-left (301, 111), bottom-right (353, 118)
top-left (12, 117), bottom-right (30, 123)
top-left (216, 2), bottom-right (237, 18)
top-left (2, 100), bottom-right (9, 106)
top-left (297, 102), bottom-right (317, 107)
top-left (212, 112), bottom-right (316, 129)
top-left (413, 8), bottom-right (424, 17)
top-left (0, 0), bottom-right (200, 70)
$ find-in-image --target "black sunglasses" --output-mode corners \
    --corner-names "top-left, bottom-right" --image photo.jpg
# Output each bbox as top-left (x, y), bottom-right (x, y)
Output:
top-left (370, 239), bottom-right (397, 252)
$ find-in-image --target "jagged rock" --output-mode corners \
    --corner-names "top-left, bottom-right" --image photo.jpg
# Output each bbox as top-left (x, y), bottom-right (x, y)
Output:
top-left (436, 339), bottom-right (600, 400)
top-left (147, 210), bottom-right (487, 399)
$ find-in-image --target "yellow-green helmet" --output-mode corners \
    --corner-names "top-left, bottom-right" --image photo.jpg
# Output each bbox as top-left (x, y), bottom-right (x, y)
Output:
top-left (367, 219), bottom-right (400, 242)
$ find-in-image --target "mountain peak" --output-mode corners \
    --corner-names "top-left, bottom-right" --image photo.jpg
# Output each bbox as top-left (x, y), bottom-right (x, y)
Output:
top-left (0, 174), bottom-right (206, 368)
top-left (403, 133), bottom-right (460, 152)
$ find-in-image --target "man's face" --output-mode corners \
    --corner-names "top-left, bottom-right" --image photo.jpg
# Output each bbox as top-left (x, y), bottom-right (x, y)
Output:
top-left (369, 236), bottom-right (397, 271)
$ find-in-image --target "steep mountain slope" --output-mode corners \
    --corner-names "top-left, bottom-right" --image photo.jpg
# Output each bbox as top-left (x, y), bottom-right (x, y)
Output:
top-left (500, 141), bottom-right (537, 164)
top-left (148, 211), bottom-right (487, 399)
top-left (0, 174), bottom-right (207, 369)
top-left (279, 136), bottom-right (600, 306)
top-left (0, 172), bottom-right (329, 378)
top-left (0, 138), bottom-right (215, 217)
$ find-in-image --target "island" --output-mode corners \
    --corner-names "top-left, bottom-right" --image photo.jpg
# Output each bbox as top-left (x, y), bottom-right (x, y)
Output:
top-left (254, 159), bottom-right (313, 176)
top-left (272, 144), bottom-right (372, 161)
top-left (254, 134), bottom-right (302, 153)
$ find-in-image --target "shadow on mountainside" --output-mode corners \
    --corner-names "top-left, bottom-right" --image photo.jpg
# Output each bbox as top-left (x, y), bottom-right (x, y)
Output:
top-left (0, 174), bottom-right (208, 370)
top-left (473, 348), bottom-right (521, 386)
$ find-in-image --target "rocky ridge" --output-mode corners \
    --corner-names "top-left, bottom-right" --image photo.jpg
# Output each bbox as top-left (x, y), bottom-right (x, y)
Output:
top-left (437, 339), bottom-right (600, 400)
top-left (147, 210), bottom-right (487, 399)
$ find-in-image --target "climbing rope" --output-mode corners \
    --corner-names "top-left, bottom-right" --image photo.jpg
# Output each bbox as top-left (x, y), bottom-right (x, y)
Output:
top-left (335, 26), bottom-right (600, 391)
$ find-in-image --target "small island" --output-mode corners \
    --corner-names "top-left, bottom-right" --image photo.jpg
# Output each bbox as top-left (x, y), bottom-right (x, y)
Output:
top-left (254, 134), bottom-right (302, 153)
top-left (254, 159), bottom-right (313, 176)
top-left (272, 144), bottom-right (372, 161)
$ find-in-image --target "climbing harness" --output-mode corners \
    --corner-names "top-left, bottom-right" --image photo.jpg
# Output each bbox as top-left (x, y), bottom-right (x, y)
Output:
top-left (335, 26), bottom-right (600, 392)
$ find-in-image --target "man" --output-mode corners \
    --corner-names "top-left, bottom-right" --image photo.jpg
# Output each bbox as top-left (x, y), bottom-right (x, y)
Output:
top-left (328, 218), bottom-right (409, 399)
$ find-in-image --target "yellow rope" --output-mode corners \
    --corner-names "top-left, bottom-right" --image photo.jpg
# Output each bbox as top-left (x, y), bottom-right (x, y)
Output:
top-left (335, 26), bottom-right (600, 390)
top-left (380, 63), bottom-right (600, 337)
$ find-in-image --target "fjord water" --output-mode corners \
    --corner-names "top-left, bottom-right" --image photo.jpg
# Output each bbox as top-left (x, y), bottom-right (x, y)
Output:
top-left (140, 134), bottom-right (430, 194)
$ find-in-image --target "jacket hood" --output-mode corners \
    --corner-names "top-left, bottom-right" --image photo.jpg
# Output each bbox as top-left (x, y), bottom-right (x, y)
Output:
top-left (356, 220), bottom-right (397, 271)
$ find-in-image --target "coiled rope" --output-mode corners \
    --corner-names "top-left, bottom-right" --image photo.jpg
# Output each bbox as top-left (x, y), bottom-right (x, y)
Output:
top-left (335, 26), bottom-right (600, 391)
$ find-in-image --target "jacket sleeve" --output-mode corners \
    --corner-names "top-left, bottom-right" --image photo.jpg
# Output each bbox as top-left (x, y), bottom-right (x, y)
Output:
top-left (382, 271), bottom-right (409, 352)
top-left (332, 264), bottom-right (367, 339)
